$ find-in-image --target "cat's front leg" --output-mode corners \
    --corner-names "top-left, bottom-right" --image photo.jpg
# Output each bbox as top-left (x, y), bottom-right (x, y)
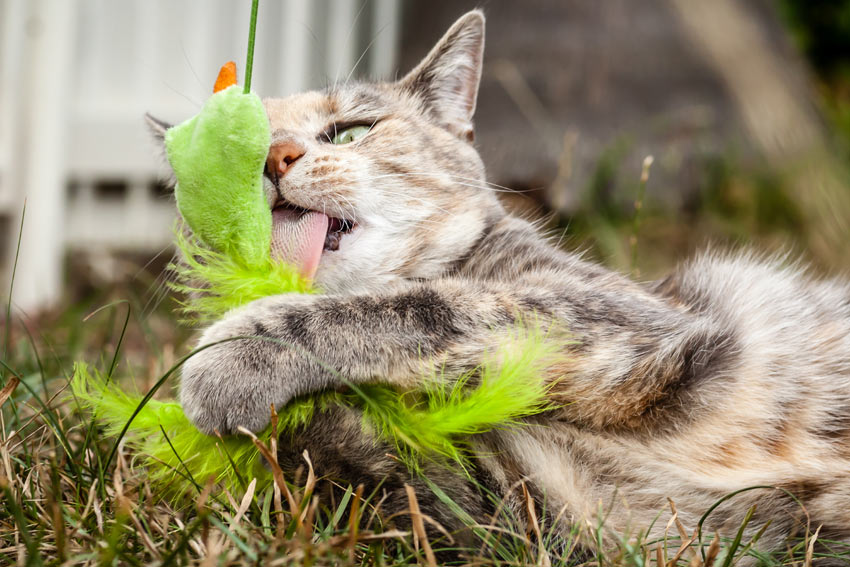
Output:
top-left (179, 280), bottom-right (527, 434)
top-left (179, 293), bottom-right (323, 434)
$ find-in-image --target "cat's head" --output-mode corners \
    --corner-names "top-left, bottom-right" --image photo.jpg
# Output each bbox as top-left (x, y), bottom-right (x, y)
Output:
top-left (150, 10), bottom-right (503, 294)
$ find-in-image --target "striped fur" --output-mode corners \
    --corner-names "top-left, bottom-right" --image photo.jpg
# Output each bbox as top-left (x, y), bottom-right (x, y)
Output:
top-left (164, 10), bottom-right (850, 557)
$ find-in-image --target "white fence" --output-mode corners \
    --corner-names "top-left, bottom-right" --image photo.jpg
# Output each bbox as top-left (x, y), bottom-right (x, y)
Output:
top-left (0, 0), bottom-right (400, 312)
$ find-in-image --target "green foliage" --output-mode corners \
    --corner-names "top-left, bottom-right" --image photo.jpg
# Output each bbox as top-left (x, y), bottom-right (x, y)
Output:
top-left (779, 0), bottom-right (850, 163)
top-left (779, 0), bottom-right (850, 81)
top-left (559, 143), bottom-right (822, 278)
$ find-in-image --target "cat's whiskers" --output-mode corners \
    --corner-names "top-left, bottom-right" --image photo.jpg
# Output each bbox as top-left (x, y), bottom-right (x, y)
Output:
top-left (143, 263), bottom-right (176, 317)
top-left (377, 173), bottom-right (530, 204)
top-left (344, 194), bottom-right (448, 236)
top-left (443, 175), bottom-right (540, 194)
top-left (326, 189), bottom-right (357, 216)
top-left (331, 1), bottom-right (369, 92)
top-left (326, 193), bottom-right (357, 225)
top-left (313, 188), bottom-right (357, 222)
top-left (372, 188), bottom-right (455, 218)
top-left (369, 171), bottom-right (538, 194)
top-left (344, 25), bottom-right (389, 86)
top-left (138, 243), bottom-right (180, 317)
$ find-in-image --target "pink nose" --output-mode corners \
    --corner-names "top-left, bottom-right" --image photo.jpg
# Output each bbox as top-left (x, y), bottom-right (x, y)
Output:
top-left (266, 140), bottom-right (306, 179)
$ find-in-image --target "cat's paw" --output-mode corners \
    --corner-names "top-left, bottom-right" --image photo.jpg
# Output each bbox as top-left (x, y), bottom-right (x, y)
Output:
top-left (179, 295), bottom-right (318, 435)
top-left (179, 334), bottom-right (277, 435)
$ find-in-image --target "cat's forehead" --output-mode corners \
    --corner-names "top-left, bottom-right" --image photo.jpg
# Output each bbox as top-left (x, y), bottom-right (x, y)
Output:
top-left (262, 85), bottom-right (399, 134)
top-left (263, 91), bottom-right (332, 131)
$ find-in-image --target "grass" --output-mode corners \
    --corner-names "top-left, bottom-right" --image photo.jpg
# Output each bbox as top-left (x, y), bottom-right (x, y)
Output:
top-left (551, 143), bottom-right (849, 282)
top-left (3, 241), bottom-right (850, 566)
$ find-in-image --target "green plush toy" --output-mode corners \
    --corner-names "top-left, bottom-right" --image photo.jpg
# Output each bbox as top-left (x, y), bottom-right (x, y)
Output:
top-left (164, 70), bottom-right (314, 322)
top-left (166, 84), bottom-right (271, 270)
top-left (72, 0), bottom-right (554, 499)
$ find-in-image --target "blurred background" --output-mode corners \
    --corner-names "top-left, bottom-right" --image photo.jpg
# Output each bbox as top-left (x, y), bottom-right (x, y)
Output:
top-left (3, 0), bottom-right (850, 319)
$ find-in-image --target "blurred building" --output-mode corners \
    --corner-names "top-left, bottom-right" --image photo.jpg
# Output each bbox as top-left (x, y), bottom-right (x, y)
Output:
top-left (0, 0), bottom-right (837, 313)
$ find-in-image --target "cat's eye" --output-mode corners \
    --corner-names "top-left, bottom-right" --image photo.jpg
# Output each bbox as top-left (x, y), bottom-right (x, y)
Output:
top-left (330, 124), bottom-right (371, 145)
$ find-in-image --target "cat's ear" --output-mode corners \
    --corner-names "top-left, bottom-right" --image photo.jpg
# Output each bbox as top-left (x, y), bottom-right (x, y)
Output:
top-left (144, 113), bottom-right (171, 144)
top-left (400, 10), bottom-right (484, 141)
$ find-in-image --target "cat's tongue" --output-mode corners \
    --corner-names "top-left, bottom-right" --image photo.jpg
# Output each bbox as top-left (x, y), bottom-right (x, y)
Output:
top-left (270, 208), bottom-right (329, 280)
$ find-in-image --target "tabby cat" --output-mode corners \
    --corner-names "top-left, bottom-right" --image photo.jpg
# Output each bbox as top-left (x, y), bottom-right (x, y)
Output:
top-left (149, 10), bottom-right (850, 560)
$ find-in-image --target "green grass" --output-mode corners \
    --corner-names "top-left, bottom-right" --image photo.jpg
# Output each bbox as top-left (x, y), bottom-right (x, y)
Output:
top-left (550, 142), bottom-right (850, 282)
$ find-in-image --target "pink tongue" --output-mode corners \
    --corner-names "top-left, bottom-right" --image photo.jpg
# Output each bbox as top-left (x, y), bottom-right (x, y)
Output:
top-left (271, 208), bottom-right (329, 280)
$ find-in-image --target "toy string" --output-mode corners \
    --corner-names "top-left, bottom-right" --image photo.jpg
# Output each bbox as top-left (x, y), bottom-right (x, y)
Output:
top-left (243, 0), bottom-right (260, 93)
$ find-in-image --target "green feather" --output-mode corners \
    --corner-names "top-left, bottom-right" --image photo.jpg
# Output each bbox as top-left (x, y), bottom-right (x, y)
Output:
top-left (72, 364), bottom-right (273, 494)
top-left (168, 228), bottom-right (314, 324)
top-left (355, 328), bottom-right (560, 469)
top-left (72, 326), bottom-right (557, 498)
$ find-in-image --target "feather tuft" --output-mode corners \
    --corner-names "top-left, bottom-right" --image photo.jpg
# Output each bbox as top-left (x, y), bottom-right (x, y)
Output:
top-left (72, 326), bottom-right (558, 498)
top-left (168, 227), bottom-right (314, 324)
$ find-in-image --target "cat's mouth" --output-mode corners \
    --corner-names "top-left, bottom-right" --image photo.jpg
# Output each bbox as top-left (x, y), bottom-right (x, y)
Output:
top-left (271, 201), bottom-right (356, 279)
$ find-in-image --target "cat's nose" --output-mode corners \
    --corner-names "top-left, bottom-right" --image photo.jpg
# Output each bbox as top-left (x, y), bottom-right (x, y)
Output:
top-left (266, 140), bottom-right (306, 179)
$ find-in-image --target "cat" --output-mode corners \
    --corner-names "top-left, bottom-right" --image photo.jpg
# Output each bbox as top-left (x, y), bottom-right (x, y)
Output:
top-left (148, 10), bottom-right (850, 561)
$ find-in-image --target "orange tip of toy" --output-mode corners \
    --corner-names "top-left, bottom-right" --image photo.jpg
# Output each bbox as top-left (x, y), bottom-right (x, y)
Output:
top-left (213, 61), bottom-right (238, 93)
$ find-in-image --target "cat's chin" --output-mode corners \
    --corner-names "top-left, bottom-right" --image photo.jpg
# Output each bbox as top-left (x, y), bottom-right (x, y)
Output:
top-left (311, 224), bottom-right (405, 294)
